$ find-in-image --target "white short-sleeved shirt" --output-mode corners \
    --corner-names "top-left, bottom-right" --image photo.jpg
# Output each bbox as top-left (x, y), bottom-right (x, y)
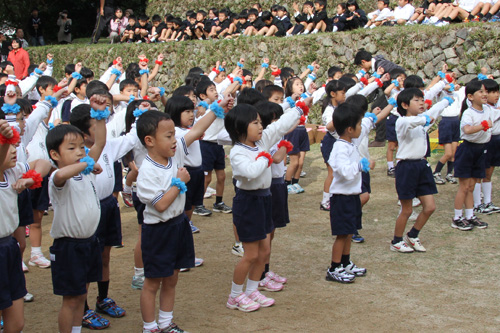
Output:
top-left (0, 162), bottom-right (29, 237)
top-left (460, 106), bottom-right (493, 143)
top-left (270, 141), bottom-right (286, 179)
top-left (175, 127), bottom-right (202, 167)
top-left (26, 122), bottom-right (50, 162)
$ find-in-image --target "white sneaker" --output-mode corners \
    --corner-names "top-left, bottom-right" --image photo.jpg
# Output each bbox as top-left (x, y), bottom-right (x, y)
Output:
top-left (409, 210), bottom-right (419, 221)
top-left (24, 292), bottom-right (34, 302)
top-left (29, 254), bottom-right (51, 268)
top-left (429, 16), bottom-right (439, 24)
top-left (287, 184), bottom-right (299, 194)
top-left (412, 198), bottom-right (421, 207)
top-left (195, 257), bottom-right (204, 267)
top-left (22, 261), bottom-right (29, 272)
top-left (344, 261), bottom-right (367, 276)
top-left (293, 183), bottom-right (305, 193)
top-left (390, 240), bottom-right (414, 253)
top-left (300, 171), bottom-right (307, 177)
top-left (422, 17), bottom-right (431, 24)
top-left (404, 235), bottom-right (427, 252)
top-left (231, 243), bottom-right (244, 257)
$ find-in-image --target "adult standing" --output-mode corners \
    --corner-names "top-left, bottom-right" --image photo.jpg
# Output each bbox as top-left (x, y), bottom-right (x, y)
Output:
top-left (90, 0), bottom-right (115, 44)
top-left (0, 33), bottom-right (11, 62)
top-left (57, 10), bottom-right (72, 44)
top-left (15, 29), bottom-right (29, 49)
top-left (7, 39), bottom-right (30, 79)
top-left (28, 8), bottom-right (46, 46)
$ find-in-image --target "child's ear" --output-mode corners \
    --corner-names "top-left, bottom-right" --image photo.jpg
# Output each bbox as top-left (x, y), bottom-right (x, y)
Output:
top-left (199, 93), bottom-right (208, 100)
top-left (49, 149), bottom-right (60, 162)
top-left (144, 135), bottom-right (154, 147)
top-left (401, 102), bottom-right (409, 110)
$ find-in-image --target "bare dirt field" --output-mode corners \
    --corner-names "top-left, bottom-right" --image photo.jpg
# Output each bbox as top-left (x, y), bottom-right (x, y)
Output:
top-left (22, 143), bottom-right (500, 332)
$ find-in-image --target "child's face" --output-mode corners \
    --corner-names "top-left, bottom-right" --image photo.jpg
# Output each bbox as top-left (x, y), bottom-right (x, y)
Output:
top-left (208, 10), bottom-right (216, 19)
top-left (246, 115), bottom-right (263, 143)
top-left (396, 74), bottom-right (406, 89)
top-left (219, 13), bottom-right (227, 21)
top-left (76, 83), bottom-right (87, 97)
top-left (239, 17), bottom-right (247, 24)
top-left (277, 9), bottom-right (285, 17)
top-left (269, 92), bottom-right (284, 104)
top-left (398, 0), bottom-right (408, 7)
top-left (314, 3), bottom-right (324, 11)
top-left (303, 4), bottom-right (312, 13)
top-left (331, 90), bottom-right (346, 104)
top-left (332, 71), bottom-right (343, 80)
top-left (214, 71), bottom-right (227, 83)
top-left (272, 10), bottom-right (278, 17)
top-left (248, 14), bottom-right (257, 22)
top-left (185, 91), bottom-right (197, 107)
top-left (180, 109), bottom-right (195, 128)
top-left (351, 119), bottom-right (362, 138)
top-left (166, 22), bottom-right (173, 29)
top-left (129, 18), bottom-right (136, 26)
top-left (14, 112), bottom-right (26, 136)
top-left (377, 1), bottom-right (387, 9)
top-left (404, 95), bottom-right (425, 116)
top-left (292, 79), bottom-right (305, 95)
top-left (115, 10), bottom-right (123, 18)
top-left (153, 21), bottom-right (160, 27)
top-left (348, 4), bottom-right (356, 11)
top-left (203, 85), bottom-right (218, 102)
top-left (189, 17), bottom-right (196, 24)
top-left (50, 133), bottom-right (86, 168)
top-left (337, 5), bottom-right (345, 14)
top-left (487, 90), bottom-right (500, 106)
top-left (147, 119), bottom-right (177, 158)
top-left (360, 59), bottom-right (372, 71)
top-left (0, 144), bottom-right (17, 171)
top-left (468, 86), bottom-right (488, 106)
top-left (40, 84), bottom-right (54, 97)
top-left (196, 13), bottom-right (204, 21)
top-left (139, 20), bottom-right (147, 26)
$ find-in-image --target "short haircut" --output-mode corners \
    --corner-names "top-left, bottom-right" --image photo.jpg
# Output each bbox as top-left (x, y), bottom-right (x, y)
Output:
top-left (314, 0), bottom-right (327, 8)
top-left (379, 0), bottom-right (390, 5)
top-left (195, 79), bottom-right (215, 98)
top-left (35, 75), bottom-right (57, 95)
top-left (16, 98), bottom-right (33, 115)
top-left (254, 79), bottom-right (273, 93)
top-left (0, 61), bottom-right (13, 71)
top-left (237, 88), bottom-right (265, 105)
top-left (209, 7), bottom-right (219, 16)
top-left (346, 0), bottom-right (359, 9)
top-left (75, 78), bottom-right (88, 90)
top-left (64, 64), bottom-right (75, 75)
top-left (248, 8), bottom-right (259, 16)
top-left (254, 101), bottom-right (283, 129)
top-left (46, 125), bottom-right (85, 166)
top-left (138, 14), bottom-right (149, 21)
top-left (125, 100), bottom-right (159, 134)
top-left (332, 103), bottom-right (363, 136)
top-left (125, 63), bottom-right (140, 80)
top-left (403, 75), bottom-right (425, 89)
top-left (261, 11), bottom-right (272, 21)
top-left (354, 49), bottom-right (372, 66)
top-left (219, 9), bottom-right (229, 17)
top-left (304, 1), bottom-right (314, 7)
top-left (224, 104), bottom-right (258, 144)
top-left (483, 79), bottom-right (499, 92)
top-left (197, 10), bottom-right (207, 17)
top-left (345, 94), bottom-right (368, 112)
top-left (262, 85), bottom-right (284, 100)
top-left (327, 66), bottom-right (342, 78)
top-left (172, 85), bottom-right (195, 97)
top-left (165, 95), bottom-right (194, 127)
top-left (119, 79), bottom-right (139, 92)
top-left (280, 67), bottom-right (295, 83)
top-left (86, 80), bottom-right (109, 98)
top-left (339, 76), bottom-right (356, 90)
top-left (152, 14), bottom-right (162, 22)
top-left (69, 104), bottom-right (92, 135)
top-left (389, 68), bottom-right (406, 80)
top-left (136, 110), bottom-right (171, 146)
top-left (81, 67), bottom-right (94, 80)
top-left (397, 88), bottom-right (424, 116)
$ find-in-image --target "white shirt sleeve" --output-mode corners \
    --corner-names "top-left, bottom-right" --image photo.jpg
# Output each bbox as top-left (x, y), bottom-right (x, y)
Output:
top-left (260, 107), bottom-right (302, 150)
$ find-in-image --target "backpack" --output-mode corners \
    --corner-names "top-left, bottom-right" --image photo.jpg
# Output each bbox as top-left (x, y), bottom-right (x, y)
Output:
top-left (64, 21), bottom-right (71, 34)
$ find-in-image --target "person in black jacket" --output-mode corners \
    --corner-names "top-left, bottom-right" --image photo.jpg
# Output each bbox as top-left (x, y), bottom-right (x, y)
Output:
top-left (331, 3), bottom-right (349, 32)
top-left (28, 8), bottom-right (45, 46)
top-left (345, 0), bottom-right (368, 29)
top-left (276, 6), bottom-right (293, 30)
top-left (309, 0), bottom-right (331, 34)
top-left (256, 11), bottom-right (286, 36)
top-left (0, 33), bottom-right (11, 62)
top-left (90, 0), bottom-right (115, 44)
top-left (287, 1), bottom-right (315, 35)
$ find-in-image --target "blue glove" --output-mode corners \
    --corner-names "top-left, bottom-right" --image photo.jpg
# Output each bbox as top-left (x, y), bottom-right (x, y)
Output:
top-left (139, 69), bottom-right (149, 75)
top-left (237, 62), bottom-right (244, 68)
top-left (285, 96), bottom-right (296, 108)
top-left (159, 87), bottom-right (165, 97)
top-left (46, 58), bottom-right (54, 64)
top-left (111, 68), bottom-right (121, 77)
top-left (388, 97), bottom-right (397, 107)
top-left (372, 73), bottom-right (381, 79)
top-left (448, 83), bottom-right (455, 92)
top-left (358, 69), bottom-right (366, 76)
top-left (128, 95), bottom-right (135, 104)
top-left (307, 74), bottom-right (316, 80)
top-left (261, 63), bottom-right (269, 68)
top-left (233, 76), bottom-right (243, 85)
top-left (34, 68), bottom-right (44, 75)
top-left (443, 96), bottom-right (454, 106)
top-left (423, 114), bottom-right (431, 127)
top-left (360, 158), bottom-right (370, 173)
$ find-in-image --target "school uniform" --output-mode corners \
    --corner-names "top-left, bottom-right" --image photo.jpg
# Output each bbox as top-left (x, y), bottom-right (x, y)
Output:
top-left (485, 105), bottom-right (500, 168)
top-left (320, 104), bottom-right (338, 163)
top-left (438, 89), bottom-right (463, 144)
top-left (331, 13), bottom-right (348, 31)
top-left (27, 121), bottom-right (51, 212)
top-left (312, 9), bottom-right (332, 30)
top-left (231, 107), bottom-right (302, 242)
top-left (346, 9), bottom-right (368, 29)
top-left (269, 142), bottom-right (289, 228)
top-left (353, 118), bottom-right (376, 194)
top-left (200, 116), bottom-right (226, 172)
top-left (268, 17), bottom-right (286, 36)
top-left (280, 15), bottom-right (293, 30)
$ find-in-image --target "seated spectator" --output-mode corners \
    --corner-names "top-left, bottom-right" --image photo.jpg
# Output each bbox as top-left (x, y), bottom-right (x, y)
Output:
top-left (364, 0), bottom-right (393, 28)
top-left (109, 8), bottom-right (128, 43)
top-left (345, 0), bottom-right (368, 29)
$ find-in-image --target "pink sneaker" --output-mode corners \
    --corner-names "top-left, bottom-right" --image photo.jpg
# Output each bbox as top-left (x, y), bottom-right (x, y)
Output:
top-left (29, 254), bottom-right (51, 268)
top-left (258, 276), bottom-right (284, 292)
top-left (122, 191), bottom-right (134, 208)
top-left (247, 291), bottom-right (275, 307)
top-left (226, 293), bottom-right (260, 312)
top-left (266, 271), bottom-right (287, 284)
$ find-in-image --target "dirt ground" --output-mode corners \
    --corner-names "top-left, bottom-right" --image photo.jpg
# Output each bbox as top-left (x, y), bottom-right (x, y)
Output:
top-left (21, 142), bottom-right (500, 332)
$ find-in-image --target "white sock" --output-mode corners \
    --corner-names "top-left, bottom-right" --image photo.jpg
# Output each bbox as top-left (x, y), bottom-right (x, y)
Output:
top-left (158, 310), bottom-right (173, 329)
top-left (245, 279), bottom-right (259, 296)
top-left (303, 29), bottom-right (310, 34)
top-left (123, 184), bottom-right (132, 193)
top-left (332, 26), bottom-right (338, 32)
top-left (465, 208), bottom-right (474, 219)
top-left (454, 209), bottom-right (462, 219)
top-left (71, 326), bottom-right (82, 333)
top-left (387, 161), bottom-right (394, 169)
top-left (482, 181), bottom-right (492, 204)
top-left (473, 183), bottom-right (482, 207)
top-left (31, 247), bottom-right (42, 257)
top-left (370, 24), bottom-right (376, 29)
top-left (312, 29), bottom-right (319, 34)
top-left (322, 192), bottom-right (330, 204)
top-left (286, 32), bottom-right (291, 36)
top-left (230, 281), bottom-right (244, 298)
top-left (143, 321), bottom-right (158, 331)
top-left (134, 267), bottom-right (144, 276)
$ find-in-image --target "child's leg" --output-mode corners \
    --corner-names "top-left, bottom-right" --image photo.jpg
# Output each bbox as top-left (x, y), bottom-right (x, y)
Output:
top-left (13, 226), bottom-right (26, 259)
top-left (1, 298), bottom-right (24, 333)
top-left (232, 241), bottom-right (259, 285)
top-left (256, 27), bottom-right (269, 35)
top-left (386, 141), bottom-right (398, 173)
top-left (454, 178), bottom-right (475, 215)
top-left (100, 246), bottom-right (112, 292)
top-left (285, 154), bottom-right (299, 184)
top-left (265, 25), bottom-right (278, 36)
top-left (489, 1), bottom-right (500, 14)
top-left (394, 199), bottom-right (412, 239)
top-left (157, 271), bottom-right (179, 329)
top-left (140, 277), bottom-right (161, 323)
top-left (59, 294), bottom-right (87, 333)
top-left (360, 192), bottom-right (370, 206)
top-left (481, 2), bottom-right (492, 15)
top-left (203, 171), bottom-right (213, 193)
top-left (322, 164), bottom-right (333, 207)
top-left (331, 234), bottom-right (350, 264)
top-left (483, 167), bottom-right (494, 204)
top-left (413, 194), bottom-right (436, 232)
top-left (134, 225), bottom-right (144, 277)
top-left (214, 169), bottom-right (226, 203)
top-left (471, 2), bottom-right (484, 16)
top-left (248, 236), bottom-right (271, 283)
top-left (295, 151), bottom-right (306, 179)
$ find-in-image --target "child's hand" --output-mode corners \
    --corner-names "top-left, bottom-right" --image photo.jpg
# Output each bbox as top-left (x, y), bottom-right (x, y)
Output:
top-left (0, 119), bottom-right (13, 139)
top-left (138, 54), bottom-right (146, 61)
top-left (442, 63), bottom-right (448, 73)
top-left (147, 88), bottom-right (161, 102)
top-left (304, 96), bottom-right (313, 107)
top-left (480, 67), bottom-right (488, 75)
top-left (221, 61), bottom-right (227, 68)
top-left (92, 163), bottom-right (103, 175)
top-left (308, 81), bottom-right (317, 94)
top-left (12, 179), bottom-right (33, 193)
top-left (115, 56), bottom-right (122, 64)
top-left (239, 58), bottom-right (245, 66)
top-left (115, 62), bottom-right (124, 72)
top-left (75, 62), bottom-right (83, 73)
top-left (369, 159), bottom-right (376, 170)
top-left (215, 60), bottom-right (220, 69)
top-left (372, 106), bottom-right (382, 114)
top-left (4, 89), bottom-right (17, 105)
top-left (293, 2), bottom-right (299, 12)
top-left (291, 93), bottom-right (300, 101)
top-left (262, 57), bottom-right (269, 65)
top-left (313, 62), bottom-right (320, 73)
top-left (219, 94), bottom-right (235, 111)
top-left (270, 65), bottom-right (279, 73)
top-left (381, 73), bottom-right (390, 82)
top-left (47, 53), bottom-right (53, 62)
top-left (38, 62), bottom-right (47, 72)
top-left (157, 53), bottom-right (164, 62)
top-left (139, 101), bottom-right (151, 111)
top-left (376, 66), bottom-right (385, 76)
top-left (138, 61), bottom-right (148, 70)
top-left (177, 167), bottom-right (190, 183)
top-left (90, 95), bottom-right (108, 111)
top-left (487, 120), bottom-right (493, 128)
top-left (58, 77), bottom-right (68, 88)
top-left (428, 116), bottom-right (435, 124)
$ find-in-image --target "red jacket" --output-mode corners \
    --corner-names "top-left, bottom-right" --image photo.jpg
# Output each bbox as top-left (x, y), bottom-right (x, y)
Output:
top-left (7, 48), bottom-right (30, 80)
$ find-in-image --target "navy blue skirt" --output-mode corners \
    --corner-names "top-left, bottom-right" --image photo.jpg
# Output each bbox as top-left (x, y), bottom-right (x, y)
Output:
top-left (233, 188), bottom-right (273, 242)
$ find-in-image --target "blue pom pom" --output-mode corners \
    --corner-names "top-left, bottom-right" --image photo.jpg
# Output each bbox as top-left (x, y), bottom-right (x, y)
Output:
top-left (46, 59), bottom-right (54, 64)
top-left (197, 101), bottom-right (209, 109)
top-left (307, 65), bottom-right (314, 71)
top-left (261, 63), bottom-right (269, 68)
top-left (391, 79), bottom-right (399, 87)
top-left (71, 72), bottom-right (83, 80)
top-left (285, 96), bottom-right (296, 108)
top-left (444, 96), bottom-right (454, 105)
top-left (308, 74), bottom-right (316, 80)
top-left (372, 73), bottom-right (381, 79)
top-left (301, 93), bottom-right (309, 99)
top-left (219, 66), bottom-right (225, 72)
top-left (448, 83), bottom-right (455, 92)
top-left (34, 68), bottom-right (43, 75)
top-left (133, 108), bottom-right (147, 118)
top-left (209, 101), bottom-right (225, 119)
top-left (364, 112), bottom-right (378, 123)
top-left (388, 97), bottom-right (397, 107)
top-left (139, 69), bottom-right (149, 75)
top-left (360, 158), bottom-right (370, 172)
top-left (159, 87), bottom-right (165, 97)
top-left (48, 122), bottom-right (54, 130)
top-left (90, 107), bottom-right (110, 120)
top-left (84, 147), bottom-right (90, 155)
top-left (423, 114), bottom-right (431, 126)
top-left (437, 71), bottom-right (446, 79)
top-left (478, 73), bottom-right (487, 81)
top-left (80, 156), bottom-right (95, 175)
top-left (237, 62), bottom-right (244, 68)
top-left (171, 177), bottom-right (187, 194)
top-left (234, 77), bottom-right (243, 85)
top-left (358, 69), bottom-right (366, 76)
top-left (1, 104), bottom-right (21, 114)
top-left (111, 68), bottom-right (121, 77)
top-left (128, 95), bottom-right (135, 103)
top-left (44, 96), bottom-right (58, 108)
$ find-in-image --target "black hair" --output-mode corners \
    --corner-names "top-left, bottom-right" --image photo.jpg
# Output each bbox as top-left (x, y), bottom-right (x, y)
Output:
top-left (284, 77), bottom-right (304, 97)
top-left (323, 80), bottom-right (347, 112)
top-left (197, 10), bottom-right (207, 17)
top-left (248, 8), bottom-right (259, 16)
top-left (482, 79), bottom-right (499, 93)
top-left (114, 7), bottom-right (123, 18)
top-left (397, 88), bottom-right (424, 116)
top-left (11, 38), bottom-right (23, 48)
top-left (328, 66), bottom-right (342, 78)
top-left (152, 14), bottom-right (162, 22)
top-left (172, 17), bottom-right (183, 26)
top-left (403, 74), bottom-right (425, 89)
top-left (86, 80), bottom-right (109, 99)
top-left (195, 79), bottom-right (216, 98)
top-left (337, 3), bottom-right (347, 11)
top-left (219, 9), bottom-right (229, 17)
top-left (461, 80), bottom-right (484, 115)
top-left (255, 79), bottom-right (273, 93)
top-left (119, 79), bottom-right (139, 92)
top-left (46, 125), bottom-right (85, 166)
top-left (136, 110), bottom-right (171, 146)
top-left (314, 0), bottom-right (327, 8)
top-left (277, 5), bottom-right (287, 12)
top-left (0, 61), bottom-right (14, 71)
top-left (16, 98), bottom-right (33, 115)
top-left (125, 63), bottom-right (140, 81)
top-left (189, 13), bottom-right (197, 20)
top-left (138, 14), bottom-right (149, 21)
top-left (172, 85), bottom-right (195, 97)
top-left (64, 64), bottom-right (75, 75)
top-left (262, 85), bottom-right (284, 100)
top-left (186, 74), bottom-right (209, 90)
top-left (74, 78), bottom-right (88, 90)
top-left (354, 49), bottom-right (372, 66)
top-left (69, 104), bottom-right (92, 135)
top-left (237, 88), bottom-right (265, 105)
top-left (242, 69), bottom-right (253, 78)
top-left (379, 0), bottom-right (390, 5)
top-left (28, 64), bottom-right (38, 75)
top-left (224, 104), bottom-right (258, 144)
top-left (304, 1), bottom-right (314, 7)
top-left (332, 103), bottom-right (363, 136)
top-left (339, 76), bottom-right (356, 90)
top-left (186, 10), bottom-right (195, 17)
top-left (345, 94), bottom-right (368, 112)
top-left (254, 101), bottom-right (282, 129)
top-left (35, 76), bottom-right (57, 95)
top-left (271, 5), bottom-right (280, 12)
top-left (253, 2), bottom-right (262, 10)
top-left (128, 15), bottom-right (137, 21)
top-left (280, 67), bottom-right (295, 84)
top-left (81, 67), bottom-right (94, 80)
top-left (165, 95), bottom-right (195, 127)
top-left (125, 100), bottom-right (159, 134)
top-left (389, 68), bottom-right (406, 80)
top-left (209, 7), bottom-right (219, 16)
top-left (261, 11), bottom-right (273, 21)
top-left (346, 0), bottom-right (359, 9)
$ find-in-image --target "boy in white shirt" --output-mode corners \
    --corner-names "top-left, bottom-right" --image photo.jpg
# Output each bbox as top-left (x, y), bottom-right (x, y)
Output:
top-left (387, 0), bottom-right (415, 24)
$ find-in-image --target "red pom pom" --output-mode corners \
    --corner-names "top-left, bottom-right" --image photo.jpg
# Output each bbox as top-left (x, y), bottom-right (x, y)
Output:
top-left (140, 58), bottom-right (149, 63)
top-left (322, 84), bottom-right (326, 88)
top-left (32, 105), bottom-right (37, 110)
top-left (271, 69), bottom-right (281, 76)
top-left (5, 80), bottom-right (18, 86)
top-left (228, 75), bottom-right (234, 83)
top-left (113, 59), bottom-right (118, 65)
top-left (445, 74), bottom-right (453, 83)
top-left (53, 85), bottom-right (61, 93)
top-left (481, 120), bottom-right (490, 131)
top-left (143, 95), bottom-right (150, 100)
top-left (0, 127), bottom-right (20, 145)
top-left (296, 101), bottom-right (309, 116)
top-left (424, 99), bottom-right (432, 108)
top-left (256, 151), bottom-right (273, 167)
top-left (212, 67), bottom-right (220, 75)
top-left (277, 140), bottom-right (294, 153)
top-left (360, 77), bottom-right (369, 86)
top-left (299, 115), bottom-right (307, 125)
top-left (374, 78), bottom-right (383, 88)
top-left (22, 170), bottom-right (43, 189)
top-left (241, 76), bottom-right (247, 85)
top-left (155, 60), bottom-right (163, 66)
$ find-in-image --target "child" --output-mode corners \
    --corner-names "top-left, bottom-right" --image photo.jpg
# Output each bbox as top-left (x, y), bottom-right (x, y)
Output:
top-left (452, 81), bottom-right (494, 230)
top-left (209, 9), bottom-right (231, 38)
top-left (326, 103), bottom-right (372, 283)
top-left (243, 9), bottom-right (265, 36)
top-left (225, 102), bottom-right (304, 311)
top-left (46, 95), bottom-right (108, 333)
top-left (288, 1), bottom-right (315, 35)
top-left (331, 3), bottom-right (349, 32)
top-left (385, 0), bottom-right (415, 25)
top-left (364, 0), bottom-right (393, 28)
top-left (109, 8), bottom-right (128, 43)
top-left (135, 15), bottom-right (152, 43)
top-left (277, 6), bottom-right (292, 31)
top-left (310, 0), bottom-right (331, 33)
top-left (122, 15), bottom-right (137, 43)
top-left (345, 0), bottom-right (368, 29)
top-left (257, 11), bottom-right (286, 37)
top-left (391, 88), bottom-right (452, 252)
top-left (70, 79), bottom-right (88, 111)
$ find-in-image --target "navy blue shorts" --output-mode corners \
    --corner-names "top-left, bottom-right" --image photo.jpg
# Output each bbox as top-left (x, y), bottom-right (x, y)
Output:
top-left (485, 135), bottom-right (500, 168)
top-left (395, 159), bottom-right (437, 200)
top-left (233, 188), bottom-right (273, 242)
top-left (185, 166), bottom-right (204, 210)
top-left (96, 195), bottom-right (122, 249)
top-left (141, 214), bottom-right (195, 278)
top-left (361, 171), bottom-right (371, 194)
top-left (425, 132), bottom-right (431, 158)
top-left (31, 175), bottom-right (49, 211)
top-left (330, 194), bottom-right (362, 235)
top-left (284, 126), bottom-right (310, 155)
top-left (133, 191), bottom-right (145, 225)
top-left (321, 133), bottom-right (336, 164)
top-left (438, 116), bottom-right (460, 144)
top-left (18, 189), bottom-right (34, 227)
top-left (271, 178), bottom-right (289, 228)
top-left (386, 114), bottom-right (398, 142)
top-left (200, 141), bottom-right (225, 171)
top-left (0, 237), bottom-right (27, 310)
top-left (50, 236), bottom-right (102, 296)
top-left (454, 140), bottom-right (487, 179)
top-left (113, 161), bottom-right (123, 192)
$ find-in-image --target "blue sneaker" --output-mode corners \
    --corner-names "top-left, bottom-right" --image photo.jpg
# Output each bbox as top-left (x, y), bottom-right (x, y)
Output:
top-left (96, 298), bottom-right (126, 318)
top-left (82, 309), bottom-right (110, 329)
top-left (352, 233), bottom-right (365, 243)
top-left (189, 221), bottom-right (200, 233)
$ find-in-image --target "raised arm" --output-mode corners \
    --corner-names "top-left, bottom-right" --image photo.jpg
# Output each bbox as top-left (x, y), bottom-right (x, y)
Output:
top-left (87, 95), bottom-right (108, 162)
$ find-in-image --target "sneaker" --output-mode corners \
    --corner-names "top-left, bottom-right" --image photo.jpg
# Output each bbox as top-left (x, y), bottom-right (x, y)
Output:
top-left (433, 173), bottom-right (446, 185)
top-left (226, 293), bottom-right (260, 312)
top-left (24, 292), bottom-right (34, 302)
top-left (96, 297), bottom-right (126, 318)
top-left (325, 265), bottom-right (355, 283)
top-left (300, 171), bottom-right (307, 177)
top-left (213, 202), bottom-right (232, 213)
top-left (403, 235), bottom-right (426, 252)
top-left (390, 240), bottom-right (414, 253)
top-left (25, 225), bottom-right (30, 237)
top-left (344, 261), bottom-right (367, 276)
top-left (122, 191), bottom-right (134, 207)
top-left (445, 174), bottom-right (457, 184)
top-left (189, 221), bottom-right (200, 233)
top-left (451, 217), bottom-right (473, 231)
top-left (320, 201), bottom-right (330, 211)
top-left (409, 210), bottom-right (419, 221)
top-left (352, 233), bottom-right (364, 243)
top-left (247, 291), bottom-right (275, 307)
top-left (258, 276), bottom-right (284, 292)
top-left (474, 203), bottom-right (494, 215)
top-left (131, 274), bottom-right (144, 290)
top-left (387, 167), bottom-right (395, 177)
top-left (180, 267), bottom-right (190, 272)
top-left (205, 186), bottom-right (216, 198)
top-left (195, 257), bottom-right (204, 267)
top-left (231, 243), bottom-right (244, 257)
top-left (29, 254), bottom-right (51, 268)
top-left (143, 328), bottom-right (161, 333)
top-left (293, 183), bottom-right (305, 193)
top-left (287, 184), bottom-right (299, 194)
top-left (467, 215), bottom-right (488, 229)
top-left (437, 20), bottom-right (450, 27)
top-left (421, 17), bottom-right (431, 24)
top-left (22, 261), bottom-right (29, 272)
top-left (266, 271), bottom-right (287, 284)
top-left (82, 309), bottom-right (110, 330)
top-left (484, 202), bottom-right (500, 213)
top-left (161, 323), bottom-right (187, 333)
top-left (412, 198), bottom-right (421, 207)
top-left (193, 205), bottom-right (212, 216)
